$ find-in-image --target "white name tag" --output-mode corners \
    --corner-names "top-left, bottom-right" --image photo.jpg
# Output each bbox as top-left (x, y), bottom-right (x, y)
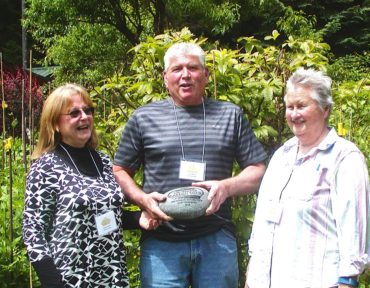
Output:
top-left (179, 160), bottom-right (206, 181)
top-left (95, 210), bottom-right (118, 236)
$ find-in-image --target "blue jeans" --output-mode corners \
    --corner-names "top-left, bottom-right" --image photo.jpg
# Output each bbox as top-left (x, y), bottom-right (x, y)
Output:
top-left (140, 229), bottom-right (238, 288)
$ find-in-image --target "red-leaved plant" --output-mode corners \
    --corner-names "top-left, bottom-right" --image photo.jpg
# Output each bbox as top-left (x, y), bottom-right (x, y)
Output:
top-left (1, 68), bottom-right (43, 138)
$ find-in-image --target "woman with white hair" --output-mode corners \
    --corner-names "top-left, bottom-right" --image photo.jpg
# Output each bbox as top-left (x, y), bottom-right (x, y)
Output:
top-left (246, 68), bottom-right (369, 288)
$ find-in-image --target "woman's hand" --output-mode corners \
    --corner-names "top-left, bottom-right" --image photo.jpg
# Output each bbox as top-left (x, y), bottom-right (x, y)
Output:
top-left (139, 210), bottom-right (162, 230)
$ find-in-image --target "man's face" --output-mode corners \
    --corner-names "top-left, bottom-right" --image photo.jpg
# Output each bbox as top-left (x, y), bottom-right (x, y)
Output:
top-left (164, 54), bottom-right (209, 106)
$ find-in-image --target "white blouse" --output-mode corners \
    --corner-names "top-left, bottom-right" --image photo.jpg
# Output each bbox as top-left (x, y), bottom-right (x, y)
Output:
top-left (247, 128), bottom-right (369, 288)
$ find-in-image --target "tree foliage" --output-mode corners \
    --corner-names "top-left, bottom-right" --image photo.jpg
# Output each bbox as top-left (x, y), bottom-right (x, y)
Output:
top-left (328, 52), bottom-right (370, 82)
top-left (23, 0), bottom-right (369, 84)
top-left (280, 0), bottom-right (370, 55)
top-left (0, 0), bottom-right (23, 65)
top-left (165, 0), bottom-right (241, 36)
top-left (47, 23), bottom-right (131, 85)
top-left (24, 0), bottom-right (240, 83)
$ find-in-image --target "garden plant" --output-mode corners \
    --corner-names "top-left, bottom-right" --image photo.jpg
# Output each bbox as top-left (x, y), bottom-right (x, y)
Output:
top-left (1, 25), bottom-right (369, 288)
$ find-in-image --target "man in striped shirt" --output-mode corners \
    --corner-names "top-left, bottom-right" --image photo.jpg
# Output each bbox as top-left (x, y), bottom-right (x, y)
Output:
top-left (113, 42), bottom-right (267, 288)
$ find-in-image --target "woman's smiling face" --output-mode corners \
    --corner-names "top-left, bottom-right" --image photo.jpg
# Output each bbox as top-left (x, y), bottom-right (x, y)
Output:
top-left (285, 86), bottom-right (329, 147)
top-left (57, 93), bottom-right (94, 148)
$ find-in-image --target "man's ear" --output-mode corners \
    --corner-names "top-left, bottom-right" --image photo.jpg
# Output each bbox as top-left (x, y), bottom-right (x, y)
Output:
top-left (204, 67), bottom-right (210, 83)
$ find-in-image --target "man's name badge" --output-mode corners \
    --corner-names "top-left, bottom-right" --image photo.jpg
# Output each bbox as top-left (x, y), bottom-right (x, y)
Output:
top-left (95, 210), bottom-right (118, 236)
top-left (179, 160), bottom-right (206, 181)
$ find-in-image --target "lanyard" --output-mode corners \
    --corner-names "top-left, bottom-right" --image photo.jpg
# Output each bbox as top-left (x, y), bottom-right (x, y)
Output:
top-left (60, 144), bottom-right (102, 177)
top-left (171, 98), bottom-right (206, 162)
top-left (59, 144), bottom-right (105, 215)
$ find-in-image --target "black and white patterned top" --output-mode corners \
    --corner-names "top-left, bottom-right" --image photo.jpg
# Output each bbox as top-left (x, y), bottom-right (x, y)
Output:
top-left (23, 145), bottom-right (129, 287)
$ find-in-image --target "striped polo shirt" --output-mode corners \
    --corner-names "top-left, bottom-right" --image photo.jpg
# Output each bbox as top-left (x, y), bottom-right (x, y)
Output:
top-left (114, 97), bottom-right (267, 240)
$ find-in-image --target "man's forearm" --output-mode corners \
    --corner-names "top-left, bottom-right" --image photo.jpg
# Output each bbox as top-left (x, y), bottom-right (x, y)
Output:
top-left (113, 166), bottom-right (146, 208)
top-left (113, 165), bottom-right (171, 220)
top-left (223, 162), bottom-right (266, 197)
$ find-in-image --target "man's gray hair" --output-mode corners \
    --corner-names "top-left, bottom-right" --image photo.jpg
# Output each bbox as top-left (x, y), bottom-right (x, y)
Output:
top-left (285, 68), bottom-right (334, 110)
top-left (164, 42), bottom-right (206, 71)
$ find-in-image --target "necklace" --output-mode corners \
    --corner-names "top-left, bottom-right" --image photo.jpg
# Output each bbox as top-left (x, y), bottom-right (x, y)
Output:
top-left (59, 144), bottom-right (106, 214)
top-left (59, 144), bottom-right (102, 177)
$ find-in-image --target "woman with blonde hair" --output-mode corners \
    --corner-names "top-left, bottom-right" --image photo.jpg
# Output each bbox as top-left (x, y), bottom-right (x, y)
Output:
top-left (23, 83), bottom-right (157, 288)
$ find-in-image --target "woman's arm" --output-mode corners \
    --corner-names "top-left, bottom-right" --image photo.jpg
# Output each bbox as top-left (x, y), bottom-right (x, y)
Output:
top-left (122, 210), bottom-right (160, 230)
top-left (23, 160), bottom-right (63, 287)
top-left (334, 151), bottom-right (369, 278)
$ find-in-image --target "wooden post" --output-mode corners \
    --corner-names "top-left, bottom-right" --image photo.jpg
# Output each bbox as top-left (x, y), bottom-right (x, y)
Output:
top-left (1, 52), bottom-right (5, 169)
top-left (28, 50), bottom-right (33, 152)
top-left (8, 146), bottom-right (14, 264)
top-left (22, 80), bottom-right (27, 170)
